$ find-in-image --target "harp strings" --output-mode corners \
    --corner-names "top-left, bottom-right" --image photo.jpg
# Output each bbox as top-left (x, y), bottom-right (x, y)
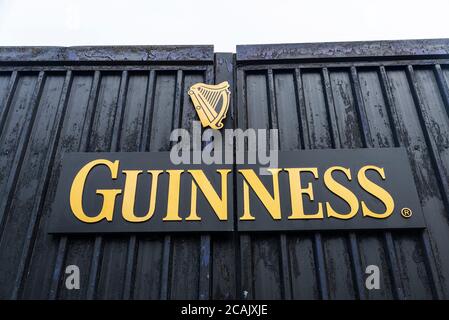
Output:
top-left (198, 87), bottom-right (223, 111)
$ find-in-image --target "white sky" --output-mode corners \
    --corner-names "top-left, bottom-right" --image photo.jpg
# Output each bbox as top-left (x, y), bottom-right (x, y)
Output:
top-left (0, 0), bottom-right (448, 52)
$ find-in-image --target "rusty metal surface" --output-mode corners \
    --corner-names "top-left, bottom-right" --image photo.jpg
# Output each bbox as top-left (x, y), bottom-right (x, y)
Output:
top-left (0, 40), bottom-right (448, 299)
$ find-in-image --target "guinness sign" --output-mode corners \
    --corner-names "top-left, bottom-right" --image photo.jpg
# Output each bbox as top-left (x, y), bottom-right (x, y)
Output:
top-left (49, 148), bottom-right (425, 233)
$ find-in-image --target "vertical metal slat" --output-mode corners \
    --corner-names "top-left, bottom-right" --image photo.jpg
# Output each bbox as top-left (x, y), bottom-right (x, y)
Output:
top-left (160, 70), bottom-right (184, 299)
top-left (294, 68), bottom-right (329, 300)
top-left (380, 65), bottom-right (442, 299)
top-left (12, 70), bottom-right (73, 299)
top-left (0, 71), bottom-right (46, 238)
top-left (0, 71), bottom-right (19, 134)
top-left (236, 68), bottom-right (253, 300)
top-left (123, 70), bottom-right (156, 300)
top-left (199, 66), bottom-right (214, 300)
top-left (405, 65), bottom-right (446, 299)
top-left (350, 66), bottom-right (405, 299)
top-left (267, 69), bottom-right (292, 299)
top-left (322, 67), bottom-right (366, 299)
top-left (49, 70), bottom-right (101, 299)
top-left (87, 70), bottom-right (129, 299)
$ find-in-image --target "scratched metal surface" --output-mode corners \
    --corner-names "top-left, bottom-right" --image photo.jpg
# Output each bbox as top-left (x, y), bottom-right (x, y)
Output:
top-left (0, 40), bottom-right (448, 299)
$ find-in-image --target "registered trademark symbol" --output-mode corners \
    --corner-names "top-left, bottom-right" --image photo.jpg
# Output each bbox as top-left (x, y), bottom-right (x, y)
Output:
top-left (401, 207), bottom-right (412, 218)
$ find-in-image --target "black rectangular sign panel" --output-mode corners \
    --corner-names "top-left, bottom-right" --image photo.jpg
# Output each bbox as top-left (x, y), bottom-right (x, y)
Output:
top-left (49, 152), bottom-right (234, 233)
top-left (237, 148), bottom-right (424, 231)
top-left (49, 148), bottom-right (424, 233)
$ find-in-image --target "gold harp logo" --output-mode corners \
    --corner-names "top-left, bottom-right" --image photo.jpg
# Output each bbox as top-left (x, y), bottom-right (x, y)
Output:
top-left (188, 81), bottom-right (230, 130)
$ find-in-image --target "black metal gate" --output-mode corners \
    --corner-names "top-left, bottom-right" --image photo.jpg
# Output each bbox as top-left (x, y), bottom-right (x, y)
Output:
top-left (0, 39), bottom-right (449, 299)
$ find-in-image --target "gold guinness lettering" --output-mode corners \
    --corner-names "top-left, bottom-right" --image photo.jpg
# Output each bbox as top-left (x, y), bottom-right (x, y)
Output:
top-left (163, 170), bottom-right (183, 221)
top-left (239, 168), bottom-right (282, 221)
top-left (68, 161), bottom-right (397, 223)
top-left (358, 165), bottom-right (395, 218)
top-left (285, 168), bottom-right (323, 219)
top-left (70, 159), bottom-right (121, 223)
top-left (122, 169), bottom-right (163, 222)
top-left (186, 169), bottom-right (231, 221)
top-left (324, 166), bottom-right (359, 220)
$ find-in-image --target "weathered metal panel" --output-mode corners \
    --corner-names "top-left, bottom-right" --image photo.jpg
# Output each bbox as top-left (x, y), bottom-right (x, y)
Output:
top-left (235, 41), bottom-right (449, 300)
top-left (0, 46), bottom-right (215, 300)
top-left (236, 39), bottom-right (449, 61)
top-left (0, 40), bottom-right (448, 300)
top-left (0, 46), bottom-right (214, 63)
